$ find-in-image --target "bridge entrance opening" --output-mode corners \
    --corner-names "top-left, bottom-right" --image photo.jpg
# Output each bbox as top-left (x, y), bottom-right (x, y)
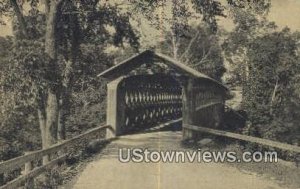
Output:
top-left (119, 74), bottom-right (182, 134)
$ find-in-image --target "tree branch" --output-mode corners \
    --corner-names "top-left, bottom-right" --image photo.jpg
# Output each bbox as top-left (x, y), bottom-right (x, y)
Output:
top-left (44, 0), bottom-right (50, 14)
top-left (179, 30), bottom-right (200, 61)
top-left (270, 77), bottom-right (279, 114)
top-left (191, 46), bottom-right (212, 67)
top-left (10, 0), bottom-right (28, 38)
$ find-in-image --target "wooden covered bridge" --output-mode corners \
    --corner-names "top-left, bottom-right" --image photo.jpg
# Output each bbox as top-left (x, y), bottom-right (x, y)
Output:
top-left (99, 50), bottom-right (229, 138)
top-left (1, 50), bottom-right (299, 189)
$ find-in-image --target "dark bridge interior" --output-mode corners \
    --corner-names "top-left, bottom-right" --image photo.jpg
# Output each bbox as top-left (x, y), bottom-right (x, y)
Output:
top-left (119, 74), bottom-right (183, 134)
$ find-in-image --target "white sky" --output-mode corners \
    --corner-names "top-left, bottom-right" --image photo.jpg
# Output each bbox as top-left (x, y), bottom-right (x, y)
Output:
top-left (0, 0), bottom-right (299, 38)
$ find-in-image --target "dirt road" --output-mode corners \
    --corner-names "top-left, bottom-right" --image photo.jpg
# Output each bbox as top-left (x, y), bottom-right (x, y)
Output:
top-left (70, 131), bottom-right (289, 189)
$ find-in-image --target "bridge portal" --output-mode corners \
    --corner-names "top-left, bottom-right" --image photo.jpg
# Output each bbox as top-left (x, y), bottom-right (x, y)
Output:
top-left (97, 50), bottom-right (229, 139)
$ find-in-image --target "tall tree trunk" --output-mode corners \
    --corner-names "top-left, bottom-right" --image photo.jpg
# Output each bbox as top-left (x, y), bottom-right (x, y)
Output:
top-left (45, 90), bottom-right (59, 147)
top-left (58, 99), bottom-right (67, 141)
top-left (43, 0), bottom-right (61, 151)
top-left (241, 50), bottom-right (250, 106)
top-left (11, 0), bottom-right (63, 158)
top-left (57, 7), bottom-right (79, 141)
top-left (171, 31), bottom-right (178, 60)
top-left (37, 91), bottom-right (50, 164)
top-left (270, 77), bottom-right (279, 115)
top-left (37, 106), bottom-right (46, 148)
top-left (57, 60), bottom-right (72, 141)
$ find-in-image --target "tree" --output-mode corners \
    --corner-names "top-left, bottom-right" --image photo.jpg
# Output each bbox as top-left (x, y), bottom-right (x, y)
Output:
top-left (0, 0), bottom-right (273, 158)
top-left (0, 0), bottom-right (139, 158)
top-left (223, 0), bottom-right (272, 81)
top-left (128, 0), bottom-right (270, 81)
top-left (161, 23), bottom-right (225, 80)
top-left (244, 28), bottom-right (300, 142)
top-left (222, 1), bottom-right (300, 145)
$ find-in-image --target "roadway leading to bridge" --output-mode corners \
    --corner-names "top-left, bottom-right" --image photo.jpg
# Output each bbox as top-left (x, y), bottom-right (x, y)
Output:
top-left (71, 130), bottom-right (288, 189)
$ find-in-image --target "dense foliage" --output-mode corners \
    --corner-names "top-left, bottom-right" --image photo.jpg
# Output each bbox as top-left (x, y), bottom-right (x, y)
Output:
top-left (0, 0), bottom-right (139, 161)
top-left (0, 0), bottom-right (298, 172)
top-left (223, 3), bottom-right (300, 145)
top-left (244, 29), bottom-right (300, 144)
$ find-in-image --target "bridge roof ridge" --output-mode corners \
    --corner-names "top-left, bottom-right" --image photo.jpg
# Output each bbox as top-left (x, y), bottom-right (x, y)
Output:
top-left (97, 50), bottom-right (228, 90)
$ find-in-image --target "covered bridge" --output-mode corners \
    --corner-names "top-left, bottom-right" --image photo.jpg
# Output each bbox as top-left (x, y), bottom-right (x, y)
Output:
top-left (98, 50), bottom-right (229, 139)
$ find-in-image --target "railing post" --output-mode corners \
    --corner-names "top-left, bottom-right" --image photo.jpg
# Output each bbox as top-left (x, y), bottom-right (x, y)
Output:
top-left (24, 152), bottom-right (34, 189)
top-left (43, 155), bottom-right (50, 165)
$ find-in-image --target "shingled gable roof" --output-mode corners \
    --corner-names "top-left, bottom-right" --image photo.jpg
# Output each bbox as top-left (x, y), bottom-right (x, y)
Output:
top-left (97, 50), bottom-right (228, 90)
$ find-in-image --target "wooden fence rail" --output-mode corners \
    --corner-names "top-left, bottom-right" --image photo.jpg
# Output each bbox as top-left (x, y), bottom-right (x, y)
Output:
top-left (0, 125), bottom-right (113, 189)
top-left (183, 124), bottom-right (300, 153)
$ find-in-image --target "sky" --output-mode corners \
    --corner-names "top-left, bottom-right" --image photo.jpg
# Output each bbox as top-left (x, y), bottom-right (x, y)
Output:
top-left (268, 0), bottom-right (300, 31)
top-left (0, 0), bottom-right (300, 37)
top-left (216, 0), bottom-right (300, 32)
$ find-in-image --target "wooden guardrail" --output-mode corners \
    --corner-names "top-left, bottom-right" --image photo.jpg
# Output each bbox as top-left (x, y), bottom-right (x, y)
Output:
top-left (0, 125), bottom-right (113, 189)
top-left (183, 124), bottom-right (300, 153)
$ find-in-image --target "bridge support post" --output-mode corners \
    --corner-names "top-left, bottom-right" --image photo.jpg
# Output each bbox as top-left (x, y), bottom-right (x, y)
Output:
top-left (106, 77), bottom-right (125, 137)
top-left (182, 78), bottom-right (196, 140)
